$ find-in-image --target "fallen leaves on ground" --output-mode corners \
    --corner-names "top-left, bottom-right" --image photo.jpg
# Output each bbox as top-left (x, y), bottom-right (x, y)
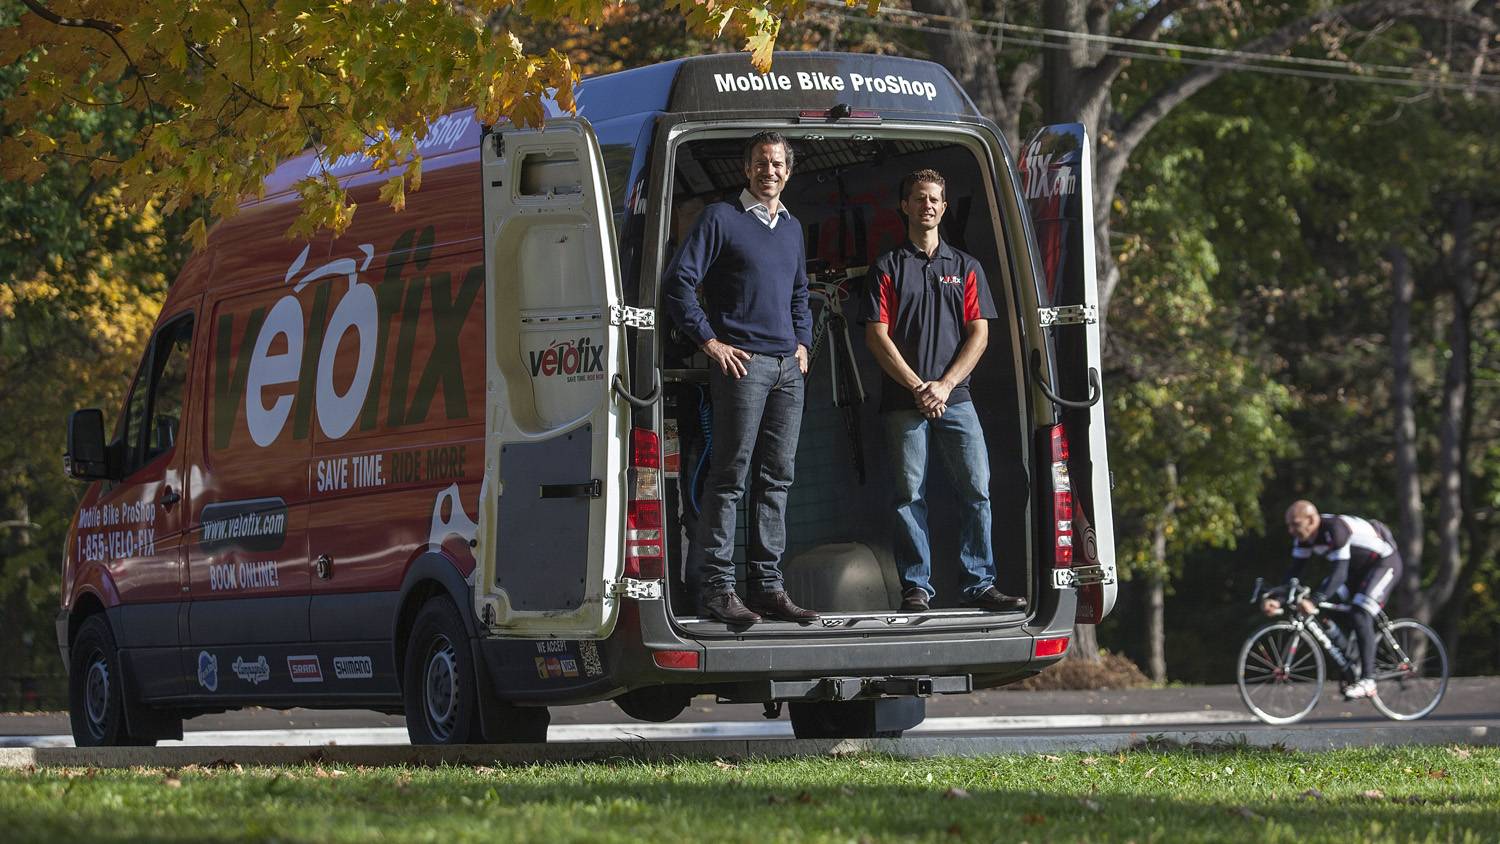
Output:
top-left (1299, 788), bottom-right (1325, 801)
top-left (943, 787), bottom-right (970, 800)
top-left (1022, 813), bottom-right (1046, 826)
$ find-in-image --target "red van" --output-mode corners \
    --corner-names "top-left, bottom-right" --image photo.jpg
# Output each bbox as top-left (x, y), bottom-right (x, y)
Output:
top-left (59, 52), bottom-right (1116, 746)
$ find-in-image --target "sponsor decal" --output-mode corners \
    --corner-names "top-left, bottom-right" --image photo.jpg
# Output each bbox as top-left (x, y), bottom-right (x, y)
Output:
top-left (1021, 140), bottom-right (1079, 201)
top-left (544, 657), bottom-right (563, 679)
top-left (208, 560), bottom-right (281, 592)
top-left (333, 656), bottom-right (373, 680)
top-left (560, 658), bottom-right (580, 679)
top-left (305, 111), bottom-right (476, 179)
top-left (199, 498), bottom-right (288, 552)
top-left (231, 656), bottom-right (271, 686)
top-left (579, 641), bottom-right (605, 678)
top-left (711, 70), bottom-right (939, 101)
top-left (197, 651), bottom-right (219, 692)
top-left (939, 275), bottom-right (963, 285)
top-left (534, 657), bottom-right (550, 679)
top-left (528, 336), bottom-right (605, 382)
top-left (76, 500), bottom-right (157, 564)
top-left (287, 655), bottom-right (324, 683)
top-left (211, 228), bottom-right (482, 451)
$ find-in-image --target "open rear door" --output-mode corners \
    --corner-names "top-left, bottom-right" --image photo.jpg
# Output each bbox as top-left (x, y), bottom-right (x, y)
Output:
top-left (1020, 123), bottom-right (1117, 622)
top-left (478, 118), bottom-right (629, 638)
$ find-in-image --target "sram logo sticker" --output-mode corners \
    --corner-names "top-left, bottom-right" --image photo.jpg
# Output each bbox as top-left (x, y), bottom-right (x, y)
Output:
top-left (527, 336), bottom-right (605, 382)
top-left (287, 655), bottom-right (323, 683)
top-left (332, 656), bottom-right (373, 680)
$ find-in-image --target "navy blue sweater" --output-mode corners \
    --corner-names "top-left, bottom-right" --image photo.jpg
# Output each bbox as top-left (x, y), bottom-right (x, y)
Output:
top-left (662, 199), bottom-right (812, 355)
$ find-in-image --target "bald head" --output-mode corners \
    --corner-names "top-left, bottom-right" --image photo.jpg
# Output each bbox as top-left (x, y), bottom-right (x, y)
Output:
top-left (1285, 500), bottom-right (1320, 541)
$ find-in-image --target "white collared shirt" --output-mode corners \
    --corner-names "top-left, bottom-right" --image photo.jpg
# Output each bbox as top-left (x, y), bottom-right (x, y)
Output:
top-left (740, 188), bottom-right (789, 230)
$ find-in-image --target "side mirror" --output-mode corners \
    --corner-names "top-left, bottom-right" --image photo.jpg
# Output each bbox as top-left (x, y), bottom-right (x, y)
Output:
top-left (65, 409), bottom-right (117, 481)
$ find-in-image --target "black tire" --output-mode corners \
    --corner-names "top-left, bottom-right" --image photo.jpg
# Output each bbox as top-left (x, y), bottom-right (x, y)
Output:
top-left (403, 597), bottom-right (482, 745)
top-left (69, 615), bottom-right (155, 747)
top-left (788, 700), bottom-right (910, 739)
top-left (1236, 621), bottom-right (1326, 725)
top-left (481, 703), bottom-right (551, 744)
top-left (1369, 619), bottom-right (1448, 721)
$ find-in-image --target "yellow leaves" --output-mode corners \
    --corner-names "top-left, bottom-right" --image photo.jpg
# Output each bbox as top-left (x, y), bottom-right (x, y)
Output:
top-left (186, 218), bottom-right (209, 251)
top-left (3, 1), bottom-right (807, 244)
top-left (378, 173), bottom-right (407, 213)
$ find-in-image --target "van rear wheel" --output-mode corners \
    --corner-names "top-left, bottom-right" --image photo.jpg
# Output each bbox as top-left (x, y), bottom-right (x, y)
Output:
top-left (69, 615), bottom-right (155, 747)
top-left (403, 597), bottom-right (482, 745)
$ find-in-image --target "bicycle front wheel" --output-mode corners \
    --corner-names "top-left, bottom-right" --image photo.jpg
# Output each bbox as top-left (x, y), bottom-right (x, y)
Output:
top-left (1369, 619), bottom-right (1448, 721)
top-left (1237, 621), bottom-right (1326, 725)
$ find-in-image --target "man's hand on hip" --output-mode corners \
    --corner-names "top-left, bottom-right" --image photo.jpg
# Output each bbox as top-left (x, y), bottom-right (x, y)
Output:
top-left (795, 344), bottom-right (809, 375)
top-left (703, 338), bottom-right (752, 378)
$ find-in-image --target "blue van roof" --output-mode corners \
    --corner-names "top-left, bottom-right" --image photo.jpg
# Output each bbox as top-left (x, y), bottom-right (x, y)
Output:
top-left (258, 52), bottom-right (977, 198)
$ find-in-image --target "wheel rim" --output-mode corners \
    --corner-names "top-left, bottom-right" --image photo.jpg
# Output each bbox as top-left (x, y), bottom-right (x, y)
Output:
top-left (1370, 621), bottom-right (1448, 720)
top-left (422, 634), bottom-right (460, 742)
top-left (1238, 624), bottom-right (1324, 724)
top-left (82, 648), bottom-right (110, 742)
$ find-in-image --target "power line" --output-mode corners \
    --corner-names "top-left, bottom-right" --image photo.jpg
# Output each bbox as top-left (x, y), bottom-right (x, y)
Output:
top-left (809, 0), bottom-right (1500, 94)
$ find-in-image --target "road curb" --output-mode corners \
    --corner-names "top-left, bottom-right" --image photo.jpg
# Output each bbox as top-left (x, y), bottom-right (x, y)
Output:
top-left (2, 724), bottom-right (1492, 769)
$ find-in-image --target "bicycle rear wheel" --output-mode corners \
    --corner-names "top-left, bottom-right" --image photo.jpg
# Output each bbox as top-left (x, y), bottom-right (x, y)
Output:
top-left (1237, 621), bottom-right (1326, 725)
top-left (1369, 619), bottom-right (1448, 721)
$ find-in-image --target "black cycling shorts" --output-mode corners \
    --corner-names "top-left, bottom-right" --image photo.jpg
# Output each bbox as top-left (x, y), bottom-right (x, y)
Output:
top-left (1350, 555), bottom-right (1402, 616)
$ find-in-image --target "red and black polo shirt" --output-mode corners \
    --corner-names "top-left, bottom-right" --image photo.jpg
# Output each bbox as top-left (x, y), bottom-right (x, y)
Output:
top-left (863, 239), bottom-right (998, 412)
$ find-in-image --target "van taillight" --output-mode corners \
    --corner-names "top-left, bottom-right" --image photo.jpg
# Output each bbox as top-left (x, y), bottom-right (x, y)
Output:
top-left (1034, 635), bottom-right (1070, 658)
top-left (626, 427), bottom-right (664, 579)
top-left (1050, 425), bottom-right (1073, 568)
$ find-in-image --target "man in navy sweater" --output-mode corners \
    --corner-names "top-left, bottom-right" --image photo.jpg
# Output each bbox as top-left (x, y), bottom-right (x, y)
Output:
top-left (662, 131), bottom-right (818, 625)
top-left (864, 169), bottom-right (1026, 615)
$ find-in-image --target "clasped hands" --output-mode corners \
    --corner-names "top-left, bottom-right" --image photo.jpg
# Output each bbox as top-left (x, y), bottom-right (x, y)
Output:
top-left (913, 379), bottom-right (952, 419)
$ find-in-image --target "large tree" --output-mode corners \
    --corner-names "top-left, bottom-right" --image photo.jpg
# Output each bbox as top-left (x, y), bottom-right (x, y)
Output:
top-left (0, 0), bottom-right (818, 242)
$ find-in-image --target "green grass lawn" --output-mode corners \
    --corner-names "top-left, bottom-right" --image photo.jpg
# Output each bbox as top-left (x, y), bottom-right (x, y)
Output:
top-left (2, 746), bottom-right (1496, 842)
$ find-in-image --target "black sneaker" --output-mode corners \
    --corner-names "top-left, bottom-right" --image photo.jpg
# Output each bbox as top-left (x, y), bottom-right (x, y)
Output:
top-left (963, 586), bottom-right (1026, 612)
top-left (698, 591), bottom-right (761, 624)
top-left (899, 588), bottom-right (929, 613)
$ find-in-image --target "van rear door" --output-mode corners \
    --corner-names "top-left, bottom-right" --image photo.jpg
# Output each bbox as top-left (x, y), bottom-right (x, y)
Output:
top-left (479, 118), bottom-right (630, 638)
top-left (1020, 123), bottom-right (1117, 622)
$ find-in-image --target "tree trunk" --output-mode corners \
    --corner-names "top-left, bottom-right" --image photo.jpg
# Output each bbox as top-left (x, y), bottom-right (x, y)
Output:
top-left (1071, 622), bottom-right (1100, 661)
top-left (1146, 462), bottom-right (1177, 683)
top-left (1388, 245), bottom-right (1424, 616)
top-left (1418, 197), bottom-right (1476, 626)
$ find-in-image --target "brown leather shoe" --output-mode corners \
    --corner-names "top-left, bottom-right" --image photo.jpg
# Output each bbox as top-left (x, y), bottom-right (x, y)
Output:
top-left (699, 591), bottom-right (760, 624)
top-left (963, 586), bottom-right (1027, 612)
top-left (745, 591), bottom-right (820, 622)
top-left (899, 587), bottom-right (930, 613)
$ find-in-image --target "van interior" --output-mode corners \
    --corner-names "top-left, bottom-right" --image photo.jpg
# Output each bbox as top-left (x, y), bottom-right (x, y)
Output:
top-left (656, 131), bottom-right (1034, 623)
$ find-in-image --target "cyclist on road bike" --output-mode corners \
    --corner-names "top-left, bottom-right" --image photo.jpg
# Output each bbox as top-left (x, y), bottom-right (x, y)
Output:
top-left (1261, 500), bottom-right (1404, 700)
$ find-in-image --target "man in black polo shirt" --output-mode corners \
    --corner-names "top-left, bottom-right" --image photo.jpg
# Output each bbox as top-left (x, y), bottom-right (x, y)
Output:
top-left (661, 131), bottom-right (818, 626)
top-left (864, 168), bottom-right (1025, 614)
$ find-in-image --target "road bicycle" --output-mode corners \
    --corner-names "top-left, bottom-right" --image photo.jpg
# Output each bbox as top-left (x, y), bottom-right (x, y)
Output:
top-left (807, 265), bottom-right (868, 484)
top-left (1236, 578), bottom-right (1449, 725)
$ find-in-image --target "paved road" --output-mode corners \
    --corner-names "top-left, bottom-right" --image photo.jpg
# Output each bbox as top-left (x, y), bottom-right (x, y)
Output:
top-left (4, 677), bottom-right (1495, 747)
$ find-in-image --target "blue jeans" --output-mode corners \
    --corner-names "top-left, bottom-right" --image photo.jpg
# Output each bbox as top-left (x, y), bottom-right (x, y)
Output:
top-left (884, 402), bottom-right (995, 600)
top-left (694, 354), bottom-right (805, 596)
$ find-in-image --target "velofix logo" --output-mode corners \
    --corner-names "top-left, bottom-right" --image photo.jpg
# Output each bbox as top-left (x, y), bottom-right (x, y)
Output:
top-left (287, 655), bottom-right (323, 683)
top-left (528, 337), bottom-right (605, 383)
top-left (939, 275), bottom-right (962, 285)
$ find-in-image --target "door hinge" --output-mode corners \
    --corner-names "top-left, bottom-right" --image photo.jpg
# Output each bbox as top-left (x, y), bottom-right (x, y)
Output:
top-left (608, 578), bottom-right (664, 600)
top-left (609, 305), bottom-right (656, 329)
top-left (1038, 304), bottom-right (1098, 327)
top-left (1051, 564), bottom-right (1112, 589)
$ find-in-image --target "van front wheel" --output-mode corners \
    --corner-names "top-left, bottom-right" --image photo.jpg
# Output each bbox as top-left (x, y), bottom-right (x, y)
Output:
top-left (403, 597), bottom-right (481, 745)
top-left (69, 615), bottom-right (155, 747)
